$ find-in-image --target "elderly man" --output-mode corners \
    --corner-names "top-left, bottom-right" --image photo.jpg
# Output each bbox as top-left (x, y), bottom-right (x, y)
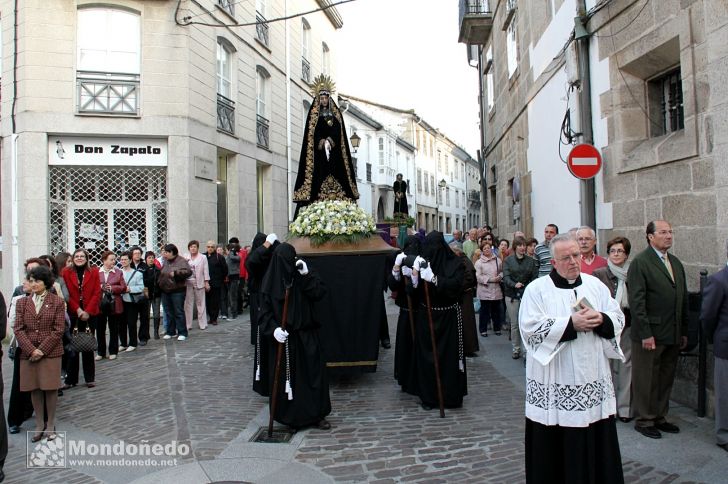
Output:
top-left (463, 228), bottom-right (479, 260)
top-left (628, 220), bottom-right (688, 439)
top-left (534, 224), bottom-right (559, 278)
top-left (700, 241), bottom-right (728, 452)
top-left (519, 234), bottom-right (625, 483)
top-left (576, 226), bottom-right (607, 275)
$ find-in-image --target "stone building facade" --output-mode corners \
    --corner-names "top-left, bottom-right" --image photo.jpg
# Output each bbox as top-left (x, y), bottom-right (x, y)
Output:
top-left (0, 0), bottom-right (341, 286)
top-left (461, 0), bottom-right (728, 413)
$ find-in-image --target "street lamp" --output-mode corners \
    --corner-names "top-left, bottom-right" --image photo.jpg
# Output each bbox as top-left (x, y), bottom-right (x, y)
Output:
top-left (438, 179), bottom-right (447, 232)
top-left (349, 132), bottom-right (361, 153)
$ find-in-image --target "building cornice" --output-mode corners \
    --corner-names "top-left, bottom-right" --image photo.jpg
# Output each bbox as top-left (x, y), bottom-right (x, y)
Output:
top-left (316, 0), bottom-right (344, 29)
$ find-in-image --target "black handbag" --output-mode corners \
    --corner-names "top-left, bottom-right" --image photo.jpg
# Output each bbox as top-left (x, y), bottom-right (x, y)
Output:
top-left (70, 327), bottom-right (97, 353)
top-left (7, 335), bottom-right (17, 361)
top-left (100, 290), bottom-right (115, 313)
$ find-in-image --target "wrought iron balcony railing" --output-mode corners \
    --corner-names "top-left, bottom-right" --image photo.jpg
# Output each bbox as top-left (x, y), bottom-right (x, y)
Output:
top-left (257, 114), bottom-right (270, 148)
top-left (302, 57), bottom-right (311, 83)
top-left (217, 0), bottom-right (234, 16)
top-left (256, 13), bottom-right (269, 47)
top-left (217, 93), bottom-right (235, 135)
top-left (77, 71), bottom-right (140, 115)
top-left (458, 0), bottom-right (493, 45)
top-left (468, 189), bottom-right (481, 203)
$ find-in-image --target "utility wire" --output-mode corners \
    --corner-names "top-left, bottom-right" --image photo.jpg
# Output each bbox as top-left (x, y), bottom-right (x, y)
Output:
top-left (176, 0), bottom-right (358, 28)
top-left (593, 0), bottom-right (650, 38)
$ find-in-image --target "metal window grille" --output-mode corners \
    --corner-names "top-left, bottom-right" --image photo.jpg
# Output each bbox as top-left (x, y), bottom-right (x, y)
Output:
top-left (366, 163), bottom-right (372, 182)
top-left (661, 69), bottom-right (684, 133)
top-left (217, 93), bottom-right (235, 134)
top-left (218, 0), bottom-right (234, 16)
top-left (256, 13), bottom-right (269, 47)
top-left (77, 71), bottom-right (140, 115)
top-left (257, 115), bottom-right (270, 148)
top-left (302, 58), bottom-right (311, 83)
top-left (49, 166), bottom-right (168, 266)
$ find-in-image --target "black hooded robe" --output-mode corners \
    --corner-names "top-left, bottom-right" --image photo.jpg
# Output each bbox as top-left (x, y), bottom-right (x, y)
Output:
top-left (292, 97), bottom-right (359, 217)
top-left (387, 235), bottom-right (421, 393)
top-left (393, 179), bottom-right (409, 216)
top-left (409, 232), bottom-right (468, 409)
top-left (258, 243), bottom-right (331, 428)
top-left (246, 233), bottom-right (279, 396)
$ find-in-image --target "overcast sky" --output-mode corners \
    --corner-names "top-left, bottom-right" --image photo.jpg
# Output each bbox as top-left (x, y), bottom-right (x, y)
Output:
top-left (335, 0), bottom-right (481, 156)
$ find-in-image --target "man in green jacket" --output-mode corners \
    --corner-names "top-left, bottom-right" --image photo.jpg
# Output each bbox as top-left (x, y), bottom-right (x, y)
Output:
top-left (627, 220), bottom-right (688, 439)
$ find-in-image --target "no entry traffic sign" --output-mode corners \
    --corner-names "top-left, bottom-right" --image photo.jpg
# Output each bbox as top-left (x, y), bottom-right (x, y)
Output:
top-left (567, 144), bottom-right (602, 179)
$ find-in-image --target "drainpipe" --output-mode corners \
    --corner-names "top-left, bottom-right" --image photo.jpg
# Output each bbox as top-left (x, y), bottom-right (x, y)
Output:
top-left (576, 1), bottom-right (596, 229)
top-left (285, 0), bottom-right (293, 223)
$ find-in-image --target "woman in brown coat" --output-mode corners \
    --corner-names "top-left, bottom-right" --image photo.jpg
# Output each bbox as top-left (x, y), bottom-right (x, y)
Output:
top-left (14, 265), bottom-right (66, 441)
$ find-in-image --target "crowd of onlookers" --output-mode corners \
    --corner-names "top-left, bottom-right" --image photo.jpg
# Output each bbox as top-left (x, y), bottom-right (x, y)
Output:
top-left (1, 238), bottom-right (252, 453)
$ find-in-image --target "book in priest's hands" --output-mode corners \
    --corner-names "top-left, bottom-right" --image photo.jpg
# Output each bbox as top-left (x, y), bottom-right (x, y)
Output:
top-left (572, 296), bottom-right (594, 312)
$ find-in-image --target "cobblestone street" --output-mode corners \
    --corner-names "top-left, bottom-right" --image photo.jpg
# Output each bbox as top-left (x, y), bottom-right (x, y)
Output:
top-left (1, 296), bottom-right (724, 483)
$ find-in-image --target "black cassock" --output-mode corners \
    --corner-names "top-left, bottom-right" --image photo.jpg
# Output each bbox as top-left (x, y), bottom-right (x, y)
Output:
top-left (245, 234), bottom-right (279, 396)
top-left (293, 98), bottom-right (359, 215)
top-left (259, 244), bottom-right (331, 429)
top-left (393, 179), bottom-right (409, 216)
top-left (409, 232), bottom-right (468, 409)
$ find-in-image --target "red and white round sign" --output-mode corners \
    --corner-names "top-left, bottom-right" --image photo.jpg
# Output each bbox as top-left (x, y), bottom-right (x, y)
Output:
top-left (567, 144), bottom-right (602, 180)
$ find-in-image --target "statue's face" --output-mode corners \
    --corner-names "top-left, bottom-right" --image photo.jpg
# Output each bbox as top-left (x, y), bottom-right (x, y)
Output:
top-left (397, 175), bottom-right (403, 181)
top-left (319, 93), bottom-right (329, 108)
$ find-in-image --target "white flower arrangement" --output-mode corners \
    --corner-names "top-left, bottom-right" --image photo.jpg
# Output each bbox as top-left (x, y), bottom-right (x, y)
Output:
top-left (289, 200), bottom-right (377, 246)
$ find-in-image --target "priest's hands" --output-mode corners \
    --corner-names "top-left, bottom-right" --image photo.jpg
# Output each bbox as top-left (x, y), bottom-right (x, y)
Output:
top-left (274, 328), bottom-right (289, 343)
top-left (572, 308), bottom-right (603, 332)
top-left (296, 259), bottom-right (309, 275)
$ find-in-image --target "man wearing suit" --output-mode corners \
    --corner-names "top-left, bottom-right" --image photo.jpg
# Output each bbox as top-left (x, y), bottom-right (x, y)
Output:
top-left (627, 220), bottom-right (688, 439)
top-left (700, 241), bottom-right (728, 452)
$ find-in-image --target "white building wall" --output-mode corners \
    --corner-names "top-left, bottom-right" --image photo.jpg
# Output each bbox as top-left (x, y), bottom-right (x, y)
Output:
top-left (527, 67), bottom-right (581, 234)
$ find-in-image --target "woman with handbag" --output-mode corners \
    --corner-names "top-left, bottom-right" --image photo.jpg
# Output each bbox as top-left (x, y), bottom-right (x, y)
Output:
top-left (475, 239), bottom-right (505, 338)
top-left (96, 251), bottom-right (126, 360)
top-left (14, 266), bottom-right (66, 441)
top-left (144, 251), bottom-right (163, 339)
top-left (120, 251), bottom-right (145, 352)
top-left (62, 249), bottom-right (100, 389)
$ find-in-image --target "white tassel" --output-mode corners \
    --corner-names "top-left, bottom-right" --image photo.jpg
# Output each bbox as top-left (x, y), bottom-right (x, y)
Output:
top-left (255, 366), bottom-right (260, 381)
top-left (285, 380), bottom-right (293, 400)
top-left (459, 360), bottom-right (464, 371)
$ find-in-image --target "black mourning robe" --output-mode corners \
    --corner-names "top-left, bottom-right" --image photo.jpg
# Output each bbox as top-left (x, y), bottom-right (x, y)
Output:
top-left (387, 235), bottom-right (421, 393)
top-left (292, 98), bottom-right (359, 215)
top-left (245, 233), bottom-right (278, 396)
top-left (409, 232), bottom-right (468, 408)
top-left (393, 179), bottom-right (409, 216)
top-left (259, 243), bottom-right (331, 429)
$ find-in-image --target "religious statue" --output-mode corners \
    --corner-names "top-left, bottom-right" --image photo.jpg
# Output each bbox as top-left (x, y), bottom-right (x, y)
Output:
top-left (293, 75), bottom-right (359, 217)
top-left (393, 173), bottom-right (409, 217)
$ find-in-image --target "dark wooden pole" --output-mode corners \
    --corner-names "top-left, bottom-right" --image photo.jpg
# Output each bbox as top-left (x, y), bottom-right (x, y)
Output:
top-left (268, 286), bottom-right (291, 437)
top-left (423, 279), bottom-right (445, 418)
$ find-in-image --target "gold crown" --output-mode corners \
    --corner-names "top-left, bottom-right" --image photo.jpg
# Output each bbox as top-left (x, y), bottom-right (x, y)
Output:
top-left (310, 74), bottom-right (336, 98)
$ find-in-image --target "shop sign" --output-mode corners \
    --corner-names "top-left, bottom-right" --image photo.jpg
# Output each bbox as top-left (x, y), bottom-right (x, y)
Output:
top-left (48, 136), bottom-right (167, 166)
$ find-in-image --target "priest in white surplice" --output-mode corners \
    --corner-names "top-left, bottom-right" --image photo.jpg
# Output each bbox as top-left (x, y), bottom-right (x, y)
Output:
top-left (519, 234), bottom-right (625, 484)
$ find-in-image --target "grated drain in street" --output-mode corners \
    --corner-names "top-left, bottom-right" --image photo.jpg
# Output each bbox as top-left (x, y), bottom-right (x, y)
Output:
top-left (250, 426), bottom-right (295, 443)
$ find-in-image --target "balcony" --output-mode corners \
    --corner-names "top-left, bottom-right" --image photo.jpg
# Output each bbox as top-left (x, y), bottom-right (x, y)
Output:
top-left (302, 57), bottom-right (311, 83)
top-left (257, 114), bottom-right (270, 148)
top-left (217, 0), bottom-right (234, 16)
top-left (458, 0), bottom-right (493, 45)
top-left (77, 71), bottom-right (140, 115)
top-left (256, 13), bottom-right (269, 47)
top-left (468, 189), bottom-right (481, 205)
top-left (217, 93), bottom-right (235, 135)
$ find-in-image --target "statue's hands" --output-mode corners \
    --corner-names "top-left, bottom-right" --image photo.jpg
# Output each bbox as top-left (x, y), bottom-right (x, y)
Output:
top-left (318, 139), bottom-right (325, 150)
top-left (326, 137), bottom-right (335, 149)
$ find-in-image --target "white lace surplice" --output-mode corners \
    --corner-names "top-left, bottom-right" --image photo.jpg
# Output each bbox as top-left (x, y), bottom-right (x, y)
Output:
top-left (519, 273), bottom-right (625, 427)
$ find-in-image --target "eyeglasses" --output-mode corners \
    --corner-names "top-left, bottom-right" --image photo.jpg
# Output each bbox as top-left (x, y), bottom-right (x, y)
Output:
top-left (608, 249), bottom-right (626, 254)
top-left (555, 253), bottom-right (580, 263)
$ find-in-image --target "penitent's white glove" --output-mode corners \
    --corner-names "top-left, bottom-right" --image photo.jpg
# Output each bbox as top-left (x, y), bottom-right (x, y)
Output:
top-left (266, 233), bottom-right (278, 245)
top-left (413, 256), bottom-right (426, 272)
top-left (274, 328), bottom-right (289, 343)
top-left (420, 265), bottom-right (437, 285)
top-left (394, 252), bottom-right (407, 267)
top-left (296, 259), bottom-right (309, 275)
top-left (402, 266), bottom-right (412, 277)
